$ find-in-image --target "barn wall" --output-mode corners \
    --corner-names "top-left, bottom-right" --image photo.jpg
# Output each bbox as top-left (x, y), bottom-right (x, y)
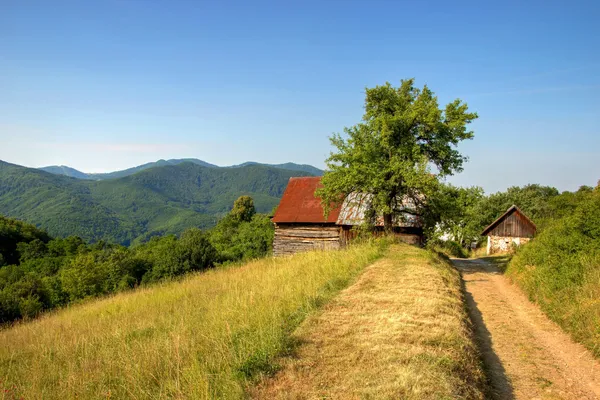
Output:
top-left (487, 211), bottom-right (536, 238)
top-left (273, 224), bottom-right (340, 256)
top-left (487, 235), bottom-right (532, 255)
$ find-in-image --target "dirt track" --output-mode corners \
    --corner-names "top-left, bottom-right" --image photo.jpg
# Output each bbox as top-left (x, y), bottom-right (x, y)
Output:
top-left (454, 258), bottom-right (600, 400)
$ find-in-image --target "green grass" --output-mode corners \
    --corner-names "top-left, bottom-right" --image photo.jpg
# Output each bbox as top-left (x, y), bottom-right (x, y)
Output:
top-left (0, 241), bottom-right (386, 399)
top-left (505, 190), bottom-right (600, 359)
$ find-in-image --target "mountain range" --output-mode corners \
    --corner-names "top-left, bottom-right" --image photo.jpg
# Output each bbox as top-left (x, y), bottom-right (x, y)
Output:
top-left (39, 159), bottom-right (323, 180)
top-left (1, 159), bottom-right (322, 245)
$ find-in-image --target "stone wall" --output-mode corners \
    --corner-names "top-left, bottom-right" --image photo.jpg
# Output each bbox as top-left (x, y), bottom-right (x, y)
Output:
top-left (486, 235), bottom-right (531, 255)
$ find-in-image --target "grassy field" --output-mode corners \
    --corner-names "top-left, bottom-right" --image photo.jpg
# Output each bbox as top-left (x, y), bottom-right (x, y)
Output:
top-left (251, 244), bottom-right (486, 399)
top-left (0, 242), bottom-right (386, 399)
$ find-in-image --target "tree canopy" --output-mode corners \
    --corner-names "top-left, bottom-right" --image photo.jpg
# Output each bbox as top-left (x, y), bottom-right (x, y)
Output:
top-left (317, 79), bottom-right (478, 231)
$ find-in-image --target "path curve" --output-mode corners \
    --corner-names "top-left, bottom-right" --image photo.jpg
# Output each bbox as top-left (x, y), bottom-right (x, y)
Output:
top-left (454, 258), bottom-right (600, 400)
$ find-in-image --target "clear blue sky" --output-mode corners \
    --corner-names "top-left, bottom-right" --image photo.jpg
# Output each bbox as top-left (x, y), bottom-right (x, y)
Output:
top-left (1, 0), bottom-right (599, 193)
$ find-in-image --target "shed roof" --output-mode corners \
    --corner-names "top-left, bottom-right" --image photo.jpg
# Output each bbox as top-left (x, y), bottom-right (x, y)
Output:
top-left (271, 177), bottom-right (341, 224)
top-left (481, 205), bottom-right (537, 236)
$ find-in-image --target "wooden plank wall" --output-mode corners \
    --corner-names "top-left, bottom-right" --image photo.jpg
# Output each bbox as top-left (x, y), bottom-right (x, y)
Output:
top-left (488, 212), bottom-right (536, 238)
top-left (273, 224), bottom-right (341, 256)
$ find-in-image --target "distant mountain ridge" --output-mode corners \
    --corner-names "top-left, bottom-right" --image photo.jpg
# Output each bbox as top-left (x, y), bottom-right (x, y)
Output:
top-left (1, 160), bottom-right (314, 245)
top-left (39, 159), bottom-right (323, 180)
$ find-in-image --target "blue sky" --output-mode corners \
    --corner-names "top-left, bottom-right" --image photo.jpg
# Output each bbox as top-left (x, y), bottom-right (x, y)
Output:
top-left (1, 0), bottom-right (599, 193)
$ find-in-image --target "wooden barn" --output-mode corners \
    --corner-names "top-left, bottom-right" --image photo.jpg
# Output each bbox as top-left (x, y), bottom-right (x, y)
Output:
top-left (271, 177), bottom-right (342, 256)
top-left (481, 205), bottom-right (536, 255)
top-left (336, 192), bottom-right (423, 246)
top-left (271, 177), bottom-right (423, 256)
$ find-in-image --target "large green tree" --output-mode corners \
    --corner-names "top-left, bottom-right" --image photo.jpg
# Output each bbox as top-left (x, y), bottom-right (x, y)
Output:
top-left (317, 79), bottom-right (478, 231)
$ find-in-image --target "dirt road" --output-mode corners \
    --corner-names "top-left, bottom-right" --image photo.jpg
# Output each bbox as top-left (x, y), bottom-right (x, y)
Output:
top-left (454, 258), bottom-right (600, 400)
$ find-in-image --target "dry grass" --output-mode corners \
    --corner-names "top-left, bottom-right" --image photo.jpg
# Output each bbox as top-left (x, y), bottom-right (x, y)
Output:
top-left (250, 244), bottom-right (486, 399)
top-left (0, 242), bottom-right (386, 400)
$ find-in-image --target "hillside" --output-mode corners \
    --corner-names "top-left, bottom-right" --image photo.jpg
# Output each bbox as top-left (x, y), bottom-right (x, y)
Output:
top-left (0, 160), bottom-right (310, 244)
top-left (0, 243), bottom-right (485, 399)
top-left (506, 186), bottom-right (600, 359)
top-left (40, 159), bottom-right (323, 180)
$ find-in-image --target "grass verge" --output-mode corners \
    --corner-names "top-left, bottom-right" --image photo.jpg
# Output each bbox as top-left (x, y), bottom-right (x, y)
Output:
top-left (506, 237), bottom-right (600, 359)
top-left (0, 241), bottom-right (386, 399)
top-left (250, 244), bottom-right (486, 399)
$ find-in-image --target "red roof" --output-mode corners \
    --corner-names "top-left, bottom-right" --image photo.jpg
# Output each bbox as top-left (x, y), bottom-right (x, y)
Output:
top-left (272, 177), bottom-right (341, 223)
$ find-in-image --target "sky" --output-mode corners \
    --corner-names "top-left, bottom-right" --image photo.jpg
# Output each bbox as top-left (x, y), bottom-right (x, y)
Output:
top-left (1, 0), bottom-right (599, 193)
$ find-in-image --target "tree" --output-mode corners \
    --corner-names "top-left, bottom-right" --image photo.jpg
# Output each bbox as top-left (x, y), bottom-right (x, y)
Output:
top-left (429, 184), bottom-right (484, 246)
top-left (317, 79), bottom-right (478, 232)
top-left (230, 196), bottom-right (256, 222)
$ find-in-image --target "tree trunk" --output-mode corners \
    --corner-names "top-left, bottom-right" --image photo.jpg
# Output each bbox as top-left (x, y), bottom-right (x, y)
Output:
top-left (383, 213), bottom-right (393, 234)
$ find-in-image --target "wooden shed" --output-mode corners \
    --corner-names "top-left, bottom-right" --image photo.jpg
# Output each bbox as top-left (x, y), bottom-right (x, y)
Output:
top-left (271, 177), bottom-right (423, 256)
top-left (481, 205), bottom-right (536, 255)
top-left (271, 177), bottom-right (342, 256)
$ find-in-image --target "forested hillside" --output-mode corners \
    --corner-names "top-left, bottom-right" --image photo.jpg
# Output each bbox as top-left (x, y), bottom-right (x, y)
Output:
top-left (0, 160), bottom-right (310, 244)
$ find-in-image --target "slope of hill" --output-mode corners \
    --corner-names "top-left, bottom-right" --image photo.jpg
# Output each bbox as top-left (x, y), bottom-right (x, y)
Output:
top-left (40, 159), bottom-right (323, 180)
top-left (38, 165), bottom-right (90, 179)
top-left (0, 243), bottom-right (485, 400)
top-left (0, 160), bottom-right (310, 244)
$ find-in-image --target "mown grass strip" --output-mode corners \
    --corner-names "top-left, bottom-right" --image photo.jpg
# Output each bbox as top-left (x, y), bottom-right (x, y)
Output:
top-left (250, 244), bottom-right (486, 399)
top-left (0, 241), bottom-right (386, 399)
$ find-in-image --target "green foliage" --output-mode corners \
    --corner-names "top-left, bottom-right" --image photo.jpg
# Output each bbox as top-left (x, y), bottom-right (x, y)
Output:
top-left (316, 79), bottom-right (477, 231)
top-left (210, 196), bottom-right (274, 262)
top-left (230, 195), bottom-right (256, 222)
top-left (506, 187), bottom-right (600, 358)
top-left (431, 183), bottom-right (562, 253)
top-left (427, 184), bottom-right (484, 245)
top-left (470, 184), bottom-right (560, 234)
top-left (0, 195), bottom-right (274, 325)
top-left (138, 229), bottom-right (217, 283)
top-left (0, 214), bottom-right (51, 265)
top-left (0, 160), bottom-right (310, 245)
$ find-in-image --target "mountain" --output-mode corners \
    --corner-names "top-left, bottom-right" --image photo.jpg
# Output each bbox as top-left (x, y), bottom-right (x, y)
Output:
top-left (39, 165), bottom-right (91, 179)
top-left (1, 160), bottom-right (311, 245)
top-left (40, 158), bottom-right (219, 180)
top-left (39, 159), bottom-right (323, 180)
top-left (233, 162), bottom-right (323, 176)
